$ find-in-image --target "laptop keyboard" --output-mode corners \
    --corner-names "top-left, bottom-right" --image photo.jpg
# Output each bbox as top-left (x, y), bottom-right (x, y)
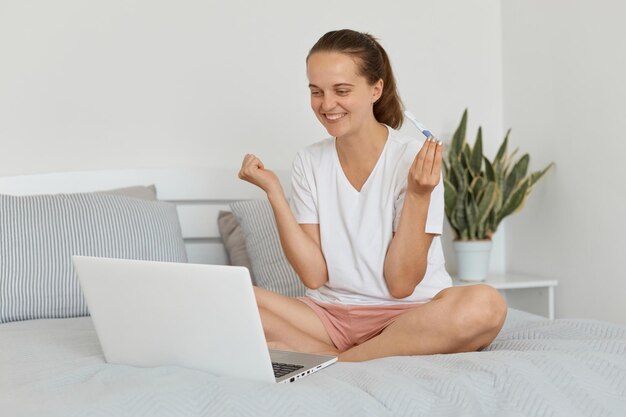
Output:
top-left (272, 362), bottom-right (304, 378)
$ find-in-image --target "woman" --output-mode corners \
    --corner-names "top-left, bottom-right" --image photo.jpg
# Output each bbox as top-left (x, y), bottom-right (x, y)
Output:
top-left (239, 29), bottom-right (507, 362)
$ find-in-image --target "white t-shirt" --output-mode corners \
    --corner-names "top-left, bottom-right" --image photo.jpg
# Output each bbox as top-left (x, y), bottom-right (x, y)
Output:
top-left (290, 126), bottom-right (452, 305)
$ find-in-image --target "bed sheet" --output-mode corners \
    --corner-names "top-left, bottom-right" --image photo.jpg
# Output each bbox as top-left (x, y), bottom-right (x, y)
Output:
top-left (1, 309), bottom-right (625, 417)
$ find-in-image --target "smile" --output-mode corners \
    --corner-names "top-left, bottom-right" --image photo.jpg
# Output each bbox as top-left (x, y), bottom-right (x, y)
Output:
top-left (324, 113), bottom-right (347, 121)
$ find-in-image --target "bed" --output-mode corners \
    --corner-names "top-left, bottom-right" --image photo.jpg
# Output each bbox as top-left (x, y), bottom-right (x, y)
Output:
top-left (1, 169), bottom-right (625, 417)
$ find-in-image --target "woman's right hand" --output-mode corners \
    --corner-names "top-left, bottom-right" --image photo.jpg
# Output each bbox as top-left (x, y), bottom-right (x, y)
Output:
top-left (238, 154), bottom-right (282, 195)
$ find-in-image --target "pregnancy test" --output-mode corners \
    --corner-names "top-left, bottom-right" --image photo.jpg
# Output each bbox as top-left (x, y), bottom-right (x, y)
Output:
top-left (404, 110), bottom-right (434, 139)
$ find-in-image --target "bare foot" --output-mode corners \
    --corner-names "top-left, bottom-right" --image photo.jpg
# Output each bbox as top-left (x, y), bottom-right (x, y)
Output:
top-left (314, 347), bottom-right (340, 357)
top-left (267, 341), bottom-right (339, 357)
top-left (267, 340), bottom-right (294, 351)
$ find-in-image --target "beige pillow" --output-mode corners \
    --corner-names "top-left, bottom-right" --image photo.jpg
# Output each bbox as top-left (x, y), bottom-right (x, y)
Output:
top-left (217, 211), bottom-right (255, 285)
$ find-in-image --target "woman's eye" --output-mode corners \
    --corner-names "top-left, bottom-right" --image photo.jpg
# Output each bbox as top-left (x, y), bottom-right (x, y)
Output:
top-left (310, 91), bottom-right (322, 96)
top-left (336, 90), bottom-right (349, 95)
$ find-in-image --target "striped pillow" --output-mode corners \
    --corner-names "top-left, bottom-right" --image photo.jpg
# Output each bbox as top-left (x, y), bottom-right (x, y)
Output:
top-left (230, 200), bottom-right (306, 297)
top-left (0, 193), bottom-right (187, 324)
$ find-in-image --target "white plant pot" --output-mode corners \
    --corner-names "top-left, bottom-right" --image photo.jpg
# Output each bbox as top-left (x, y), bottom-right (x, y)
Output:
top-left (453, 240), bottom-right (493, 282)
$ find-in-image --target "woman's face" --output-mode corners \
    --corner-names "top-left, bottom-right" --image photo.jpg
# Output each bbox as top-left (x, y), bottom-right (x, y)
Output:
top-left (307, 52), bottom-right (382, 139)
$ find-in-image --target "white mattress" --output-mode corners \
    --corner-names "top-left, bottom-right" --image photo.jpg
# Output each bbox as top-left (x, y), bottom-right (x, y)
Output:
top-left (1, 309), bottom-right (625, 417)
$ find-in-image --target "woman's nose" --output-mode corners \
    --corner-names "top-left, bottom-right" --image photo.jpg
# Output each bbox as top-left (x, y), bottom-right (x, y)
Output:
top-left (321, 94), bottom-right (336, 111)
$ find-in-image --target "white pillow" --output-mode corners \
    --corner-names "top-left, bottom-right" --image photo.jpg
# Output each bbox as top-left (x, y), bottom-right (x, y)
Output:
top-left (230, 200), bottom-right (306, 297)
top-left (0, 191), bottom-right (187, 323)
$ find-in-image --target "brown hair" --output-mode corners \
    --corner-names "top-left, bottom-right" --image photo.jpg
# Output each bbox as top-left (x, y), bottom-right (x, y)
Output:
top-left (307, 29), bottom-right (404, 129)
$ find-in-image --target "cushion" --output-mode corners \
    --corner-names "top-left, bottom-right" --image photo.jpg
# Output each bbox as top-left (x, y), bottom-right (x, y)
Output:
top-left (230, 200), bottom-right (306, 297)
top-left (96, 184), bottom-right (157, 200)
top-left (217, 211), bottom-right (256, 285)
top-left (0, 189), bottom-right (187, 324)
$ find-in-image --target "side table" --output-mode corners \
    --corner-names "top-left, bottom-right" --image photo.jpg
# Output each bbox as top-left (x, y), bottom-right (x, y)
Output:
top-left (453, 274), bottom-right (558, 319)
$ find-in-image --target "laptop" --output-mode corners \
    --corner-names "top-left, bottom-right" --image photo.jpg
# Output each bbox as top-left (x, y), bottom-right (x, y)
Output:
top-left (72, 255), bottom-right (337, 383)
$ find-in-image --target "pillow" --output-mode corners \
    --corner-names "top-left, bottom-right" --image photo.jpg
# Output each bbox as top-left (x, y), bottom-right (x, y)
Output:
top-left (96, 184), bottom-right (157, 200)
top-left (0, 190), bottom-right (187, 324)
top-left (217, 211), bottom-right (256, 285)
top-left (230, 200), bottom-right (306, 297)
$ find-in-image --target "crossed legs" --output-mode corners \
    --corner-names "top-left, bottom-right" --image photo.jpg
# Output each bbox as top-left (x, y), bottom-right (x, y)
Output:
top-left (254, 286), bottom-right (339, 356)
top-left (254, 284), bottom-right (507, 362)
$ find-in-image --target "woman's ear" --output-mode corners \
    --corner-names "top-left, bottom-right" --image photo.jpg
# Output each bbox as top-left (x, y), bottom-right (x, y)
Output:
top-left (372, 78), bottom-right (384, 103)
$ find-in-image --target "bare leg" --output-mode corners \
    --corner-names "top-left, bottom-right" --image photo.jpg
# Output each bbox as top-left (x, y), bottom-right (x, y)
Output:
top-left (254, 287), bottom-right (337, 355)
top-left (260, 307), bottom-right (338, 355)
top-left (338, 284), bottom-right (507, 362)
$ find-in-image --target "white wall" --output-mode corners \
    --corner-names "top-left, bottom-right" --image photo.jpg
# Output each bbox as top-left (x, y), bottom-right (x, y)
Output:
top-left (501, 0), bottom-right (626, 323)
top-left (4, 0), bottom-right (622, 322)
top-left (0, 0), bottom-right (503, 174)
top-left (0, 0), bottom-right (506, 275)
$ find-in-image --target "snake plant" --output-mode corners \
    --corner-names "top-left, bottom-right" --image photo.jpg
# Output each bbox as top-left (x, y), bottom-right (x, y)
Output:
top-left (443, 110), bottom-right (554, 241)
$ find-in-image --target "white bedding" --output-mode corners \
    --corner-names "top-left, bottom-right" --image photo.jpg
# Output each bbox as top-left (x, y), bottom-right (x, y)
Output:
top-left (2, 309), bottom-right (625, 417)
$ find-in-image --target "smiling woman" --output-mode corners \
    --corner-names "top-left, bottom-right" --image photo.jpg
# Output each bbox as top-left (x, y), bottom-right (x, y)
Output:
top-left (307, 30), bottom-right (404, 132)
top-left (307, 52), bottom-right (386, 150)
top-left (238, 29), bottom-right (507, 362)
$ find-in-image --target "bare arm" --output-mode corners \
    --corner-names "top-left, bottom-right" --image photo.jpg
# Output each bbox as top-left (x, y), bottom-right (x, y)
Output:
top-left (238, 154), bottom-right (328, 289)
top-left (383, 139), bottom-right (443, 298)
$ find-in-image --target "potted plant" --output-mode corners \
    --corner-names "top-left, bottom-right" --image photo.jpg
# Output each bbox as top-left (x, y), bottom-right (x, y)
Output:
top-left (443, 110), bottom-right (553, 281)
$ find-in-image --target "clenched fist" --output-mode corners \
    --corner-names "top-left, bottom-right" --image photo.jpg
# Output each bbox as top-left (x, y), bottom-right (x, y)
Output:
top-left (238, 154), bottom-right (281, 195)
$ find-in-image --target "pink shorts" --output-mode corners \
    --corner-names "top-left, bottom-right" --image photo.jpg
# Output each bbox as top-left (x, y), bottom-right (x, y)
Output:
top-left (298, 297), bottom-right (426, 352)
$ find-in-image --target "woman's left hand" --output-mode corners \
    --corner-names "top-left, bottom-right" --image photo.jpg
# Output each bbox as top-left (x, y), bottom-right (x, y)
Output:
top-left (407, 138), bottom-right (443, 197)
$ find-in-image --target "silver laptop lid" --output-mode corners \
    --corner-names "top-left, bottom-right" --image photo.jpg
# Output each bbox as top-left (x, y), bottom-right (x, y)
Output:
top-left (73, 256), bottom-right (275, 383)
